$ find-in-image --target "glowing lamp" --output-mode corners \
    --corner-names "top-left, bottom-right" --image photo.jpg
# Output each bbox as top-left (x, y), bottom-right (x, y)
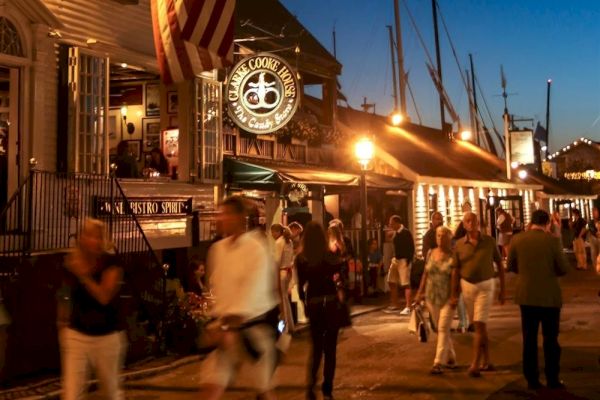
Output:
top-left (511, 161), bottom-right (519, 169)
top-left (518, 169), bottom-right (528, 179)
top-left (354, 137), bottom-right (374, 170)
top-left (459, 130), bottom-right (472, 141)
top-left (120, 105), bottom-right (128, 119)
top-left (541, 145), bottom-right (548, 152)
top-left (390, 112), bottom-right (403, 126)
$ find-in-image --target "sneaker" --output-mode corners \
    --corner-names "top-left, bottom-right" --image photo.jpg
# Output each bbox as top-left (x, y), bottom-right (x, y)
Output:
top-left (430, 364), bottom-right (443, 375)
top-left (383, 306), bottom-right (400, 314)
top-left (399, 307), bottom-right (411, 316)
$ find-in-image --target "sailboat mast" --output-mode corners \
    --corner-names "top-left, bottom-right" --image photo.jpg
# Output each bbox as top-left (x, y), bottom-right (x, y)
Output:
top-left (545, 79), bottom-right (552, 158)
top-left (469, 53), bottom-right (480, 145)
top-left (387, 25), bottom-right (399, 110)
top-left (393, 0), bottom-right (407, 115)
top-left (431, 0), bottom-right (445, 132)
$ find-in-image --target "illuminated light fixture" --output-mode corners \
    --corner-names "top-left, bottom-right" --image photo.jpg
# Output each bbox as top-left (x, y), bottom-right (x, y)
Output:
top-left (510, 161), bottom-right (519, 169)
top-left (547, 78), bottom-right (552, 83)
top-left (354, 137), bottom-right (374, 170)
top-left (518, 169), bottom-right (528, 179)
top-left (390, 112), bottom-right (403, 126)
top-left (541, 145), bottom-right (548, 152)
top-left (136, 110), bottom-right (143, 117)
top-left (86, 38), bottom-right (98, 45)
top-left (459, 130), bottom-right (472, 141)
top-left (566, 146), bottom-right (570, 150)
top-left (121, 63), bottom-right (128, 68)
top-left (429, 186), bottom-right (436, 195)
top-left (120, 105), bottom-right (128, 119)
top-left (574, 141), bottom-right (578, 145)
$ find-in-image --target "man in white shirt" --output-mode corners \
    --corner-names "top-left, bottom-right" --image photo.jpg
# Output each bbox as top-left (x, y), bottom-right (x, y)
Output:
top-left (200, 197), bottom-right (279, 400)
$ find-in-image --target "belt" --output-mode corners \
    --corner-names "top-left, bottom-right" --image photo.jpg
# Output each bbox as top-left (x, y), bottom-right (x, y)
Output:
top-left (307, 295), bottom-right (337, 305)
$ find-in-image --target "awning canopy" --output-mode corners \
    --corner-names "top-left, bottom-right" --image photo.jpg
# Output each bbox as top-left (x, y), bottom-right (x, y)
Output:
top-left (224, 159), bottom-right (413, 191)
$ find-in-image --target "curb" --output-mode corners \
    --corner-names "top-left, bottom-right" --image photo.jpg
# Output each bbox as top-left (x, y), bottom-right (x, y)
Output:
top-left (8, 305), bottom-right (386, 399)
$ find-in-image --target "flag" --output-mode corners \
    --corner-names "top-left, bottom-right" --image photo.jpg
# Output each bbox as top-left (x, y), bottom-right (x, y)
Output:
top-left (534, 122), bottom-right (548, 143)
top-left (150, 0), bottom-right (235, 84)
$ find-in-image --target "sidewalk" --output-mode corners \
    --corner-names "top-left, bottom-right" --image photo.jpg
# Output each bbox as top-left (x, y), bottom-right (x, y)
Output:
top-left (0, 297), bottom-right (386, 400)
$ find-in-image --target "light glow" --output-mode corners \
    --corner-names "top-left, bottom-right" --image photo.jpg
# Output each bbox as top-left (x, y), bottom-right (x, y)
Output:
top-left (354, 137), bottom-right (374, 169)
top-left (518, 169), bottom-right (528, 179)
top-left (120, 105), bottom-right (128, 118)
top-left (391, 112), bottom-right (404, 126)
top-left (460, 130), bottom-right (472, 141)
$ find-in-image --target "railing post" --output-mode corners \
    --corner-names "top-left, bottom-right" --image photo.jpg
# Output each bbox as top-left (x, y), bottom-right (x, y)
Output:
top-left (24, 158), bottom-right (38, 257)
top-left (109, 163), bottom-right (117, 236)
top-left (160, 263), bottom-right (170, 354)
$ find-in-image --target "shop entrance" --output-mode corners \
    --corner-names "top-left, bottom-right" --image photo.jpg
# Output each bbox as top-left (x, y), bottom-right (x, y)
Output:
top-left (0, 66), bottom-right (18, 210)
top-left (479, 195), bottom-right (524, 238)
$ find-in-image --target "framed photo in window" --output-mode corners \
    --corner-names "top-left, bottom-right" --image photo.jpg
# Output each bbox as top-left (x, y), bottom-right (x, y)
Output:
top-left (143, 117), bottom-right (161, 152)
top-left (167, 91), bottom-right (178, 114)
top-left (125, 140), bottom-right (142, 161)
top-left (145, 83), bottom-right (160, 116)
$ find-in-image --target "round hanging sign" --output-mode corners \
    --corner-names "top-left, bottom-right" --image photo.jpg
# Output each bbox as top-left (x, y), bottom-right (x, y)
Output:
top-left (226, 53), bottom-right (300, 134)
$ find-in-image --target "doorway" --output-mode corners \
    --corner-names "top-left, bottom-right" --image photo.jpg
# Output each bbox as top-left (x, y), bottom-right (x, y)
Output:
top-left (0, 66), bottom-right (18, 209)
top-left (479, 195), bottom-right (524, 239)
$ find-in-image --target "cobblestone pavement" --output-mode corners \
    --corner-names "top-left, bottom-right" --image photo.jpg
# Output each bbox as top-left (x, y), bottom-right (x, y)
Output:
top-left (95, 269), bottom-right (600, 399)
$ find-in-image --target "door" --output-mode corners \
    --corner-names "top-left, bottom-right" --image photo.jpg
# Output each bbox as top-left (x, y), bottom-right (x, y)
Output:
top-left (480, 195), bottom-right (524, 239)
top-left (0, 66), bottom-right (18, 209)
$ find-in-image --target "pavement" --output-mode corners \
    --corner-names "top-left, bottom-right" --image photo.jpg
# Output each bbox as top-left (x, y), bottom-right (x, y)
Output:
top-left (3, 269), bottom-right (600, 399)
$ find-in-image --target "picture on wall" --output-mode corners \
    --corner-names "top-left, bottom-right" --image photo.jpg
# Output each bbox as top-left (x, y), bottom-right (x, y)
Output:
top-left (109, 84), bottom-right (143, 107)
top-left (143, 117), bottom-right (161, 151)
top-left (145, 83), bottom-right (160, 116)
top-left (125, 140), bottom-right (142, 161)
top-left (167, 91), bottom-right (178, 114)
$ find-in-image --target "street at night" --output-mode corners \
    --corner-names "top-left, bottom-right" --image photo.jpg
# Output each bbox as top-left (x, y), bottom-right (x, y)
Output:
top-left (83, 270), bottom-right (600, 400)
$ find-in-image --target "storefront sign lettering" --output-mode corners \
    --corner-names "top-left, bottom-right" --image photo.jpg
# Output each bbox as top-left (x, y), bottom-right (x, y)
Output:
top-left (94, 197), bottom-right (192, 217)
top-left (287, 183), bottom-right (308, 203)
top-left (564, 170), bottom-right (600, 181)
top-left (226, 53), bottom-right (300, 134)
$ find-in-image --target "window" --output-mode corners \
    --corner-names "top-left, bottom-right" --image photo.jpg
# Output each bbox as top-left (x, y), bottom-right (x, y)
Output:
top-left (69, 48), bottom-right (109, 174)
top-left (195, 78), bottom-right (222, 182)
top-left (0, 18), bottom-right (24, 57)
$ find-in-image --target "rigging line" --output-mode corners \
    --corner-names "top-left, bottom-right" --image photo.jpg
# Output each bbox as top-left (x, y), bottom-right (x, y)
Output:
top-left (348, 4), bottom-right (381, 100)
top-left (400, 0), bottom-right (435, 67)
top-left (474, 73), bottom-right (504, 146)
top-left (406, 74), bottom-right (423, 124)
top-left (434, 1), bottom-right (474, 116)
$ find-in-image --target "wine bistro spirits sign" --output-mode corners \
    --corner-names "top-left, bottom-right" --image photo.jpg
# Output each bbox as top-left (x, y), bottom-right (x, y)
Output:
top-left (226, 53), bottom-right (300, 134)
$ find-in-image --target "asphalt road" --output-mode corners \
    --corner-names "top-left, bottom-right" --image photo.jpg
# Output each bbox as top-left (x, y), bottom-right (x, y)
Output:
top-left (99, 269), bottom-right (600, 400)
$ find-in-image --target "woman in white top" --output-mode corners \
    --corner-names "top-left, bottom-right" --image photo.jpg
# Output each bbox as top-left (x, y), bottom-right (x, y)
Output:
top-left (271, 224), bottom-right (295, 332)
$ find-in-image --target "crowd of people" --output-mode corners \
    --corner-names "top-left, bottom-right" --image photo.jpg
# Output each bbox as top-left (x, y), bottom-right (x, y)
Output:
top-left (56, 198), bottom-right (599, 399)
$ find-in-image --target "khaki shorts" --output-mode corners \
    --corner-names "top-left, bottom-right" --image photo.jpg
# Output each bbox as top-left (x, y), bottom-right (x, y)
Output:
top-left (461, 278), bottom-right (495, 323)
top-left (200, 324), bottom-right (276, 393)
top-left (387, 258), bottom-right (411, 287)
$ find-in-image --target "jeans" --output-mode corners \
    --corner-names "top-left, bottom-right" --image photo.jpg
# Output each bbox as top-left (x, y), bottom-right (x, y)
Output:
top-left (307, 299), bottom-right (339, 396)
top-left (520, 305), bottom-right (561, 385)
top-left (427, 301), bottom-right (456, 365)
top-left (60, 328), bottom-right (126, 400)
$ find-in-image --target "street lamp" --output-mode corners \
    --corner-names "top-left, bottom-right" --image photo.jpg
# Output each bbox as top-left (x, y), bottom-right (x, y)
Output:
top-left (518, 169), bottom-right (528, 179)
top-left (459, 129), bottom-right (472, 141)
top-left (354, 137), bottom-right (374, 302)
top-left (390, 112), bottom-right (404, 126)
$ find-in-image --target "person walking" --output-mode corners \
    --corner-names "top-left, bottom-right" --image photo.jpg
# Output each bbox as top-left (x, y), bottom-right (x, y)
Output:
top-left (296, 221), bottom-right (345, 400)
top-left (587, 207), bottom-right (600, 270)
top-left (384, 215), bottom-right (415, 315)
top-left (199, 197), bottom-right (279, 400)
top-left (422, 211), bottom-right (444, 259)
top-left (496, 206), bottom-right (514, 259)
top-left (271, 224), bottom-right (295, 333)
top-left (58, 219), bottom-right (125, 400)
top-left (453, 212), bottom-right (505, 377)
top-left (507, 209), bottom-right (569, 390)
top-left (415, 226), bottom-right (458, 374)
top-left (570, 208), bottom-right (588, 270)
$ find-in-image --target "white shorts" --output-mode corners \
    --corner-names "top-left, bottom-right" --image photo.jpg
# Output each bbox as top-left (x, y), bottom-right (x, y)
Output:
top-left (460, 278), bottom-right (495, 323)
top-left (387, 258), bottom-right (411, 287)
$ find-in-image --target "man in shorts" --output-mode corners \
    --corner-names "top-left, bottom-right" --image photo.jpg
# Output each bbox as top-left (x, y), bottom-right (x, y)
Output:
top-left (453, 212), bottom-right (505, 377)
top-left (384, 215), bottom-right (415, 315)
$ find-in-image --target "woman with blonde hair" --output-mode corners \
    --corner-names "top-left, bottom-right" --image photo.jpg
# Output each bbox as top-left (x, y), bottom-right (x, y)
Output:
top-left (416, 226), bottom-right (458, 374)
top-left (58, 219), bottom-right (125, 399)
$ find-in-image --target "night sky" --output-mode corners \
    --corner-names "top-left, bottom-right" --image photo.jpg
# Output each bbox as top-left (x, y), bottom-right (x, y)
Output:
top-left (281, 0), bottom-right (600, 152)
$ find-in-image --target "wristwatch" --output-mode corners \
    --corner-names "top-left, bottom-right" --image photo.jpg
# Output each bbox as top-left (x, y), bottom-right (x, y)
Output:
top-left (220, 324), bottom-right (230, 331)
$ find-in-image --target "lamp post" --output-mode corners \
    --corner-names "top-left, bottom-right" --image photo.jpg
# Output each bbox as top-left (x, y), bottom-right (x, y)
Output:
top-left (354, 137), bottom-right (374, 302)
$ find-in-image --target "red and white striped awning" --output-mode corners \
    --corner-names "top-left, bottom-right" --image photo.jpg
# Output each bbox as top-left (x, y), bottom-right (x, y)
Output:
top-left (150, 0), bottom-right (235, 84)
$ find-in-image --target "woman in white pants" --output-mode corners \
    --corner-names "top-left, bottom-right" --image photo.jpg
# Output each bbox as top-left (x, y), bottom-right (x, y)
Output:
top-left (58, 219), bottom-right (125, 400)
top-left (416, 226), bottom-right (457, 374)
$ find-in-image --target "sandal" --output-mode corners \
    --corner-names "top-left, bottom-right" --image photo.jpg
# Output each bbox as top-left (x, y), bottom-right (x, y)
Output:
top-left (468, 367), bottom-right (481, 378)
top-left (445, 359), bottom-right (457, 369)
top-left (430, 364), bottom-right (443, 375)
top-left (480, 363), bottom-right (496, 372)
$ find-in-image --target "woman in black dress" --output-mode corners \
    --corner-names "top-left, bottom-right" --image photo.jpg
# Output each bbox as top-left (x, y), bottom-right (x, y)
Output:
top-left (296, 221), bottom-right (344, 400)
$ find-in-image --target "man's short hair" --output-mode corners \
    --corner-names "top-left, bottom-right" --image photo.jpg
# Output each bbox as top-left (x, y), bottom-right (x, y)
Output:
top-left (462, 211), bottom-right (478, 223)
top-left (531, 209), bottom-right (550, 226)
top-left (572, 208), bottom-right (581, 216)
top-left (221, 196), bottom-right (247, 215)
top-left (431, 211), bottom-right (443, 221)
top-left (328, 218), bottom-right (344, 230)
top-left (288, 221), bottom-right (303, 232)
top-left (390, 215), bottom-right (402, 225)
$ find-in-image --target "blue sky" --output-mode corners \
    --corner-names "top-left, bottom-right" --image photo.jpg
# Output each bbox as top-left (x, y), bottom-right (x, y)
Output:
top-left (281, 0), bottom-right (600, 152)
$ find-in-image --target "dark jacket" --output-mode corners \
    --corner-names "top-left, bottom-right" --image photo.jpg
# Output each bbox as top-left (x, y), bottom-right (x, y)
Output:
top-left (393, 227), bottom-right (414, 261)
top-left (421, 227), bottom-right (437, 259)
top-left (507, 229), bottom-right (568, 308)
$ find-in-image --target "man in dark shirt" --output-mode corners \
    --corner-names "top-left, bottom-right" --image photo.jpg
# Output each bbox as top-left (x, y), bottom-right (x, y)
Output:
top-left (384, 215), bottom-right (415, 315)
top-left (422, 211), bottom-right (444, 259)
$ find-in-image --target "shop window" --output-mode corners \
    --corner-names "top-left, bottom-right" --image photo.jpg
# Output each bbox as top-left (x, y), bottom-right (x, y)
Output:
top-left (68, 48), bottom-right (109, 174)
top-left (0, 18), bottom-right (24, 58)
top-left (196, 78), bottom-right (222, 183)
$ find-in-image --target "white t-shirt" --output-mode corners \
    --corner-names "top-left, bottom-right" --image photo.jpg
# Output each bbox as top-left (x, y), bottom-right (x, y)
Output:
top-left (207, 230), bottom-right (278, 320)
top-left (274, 236), bottom-right (294, 270)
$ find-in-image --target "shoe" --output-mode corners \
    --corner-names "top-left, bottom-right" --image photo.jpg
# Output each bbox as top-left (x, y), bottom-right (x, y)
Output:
top-left (527, 381), bottom-right (544, 390)
top-left (445, 359), bottom-right (457, 369)
top-left (467, 367), bottom-right (481, 378)
top-left (467, 324), bottom-right (475, 332)
top-left (399, 307), bottom-right (411, 316)
top-left (305, 390), bottom-right (317, 400)
top-left (383, 306), bottom-right (400, 314)
top-left (480, 363), bottom-right (496, 372)
top-left (547, 380), bottom-right (566, 390)
top-left (323, 394), bottom-right (334, 400)
top-left (430, 364), bottom-right (443, 375)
